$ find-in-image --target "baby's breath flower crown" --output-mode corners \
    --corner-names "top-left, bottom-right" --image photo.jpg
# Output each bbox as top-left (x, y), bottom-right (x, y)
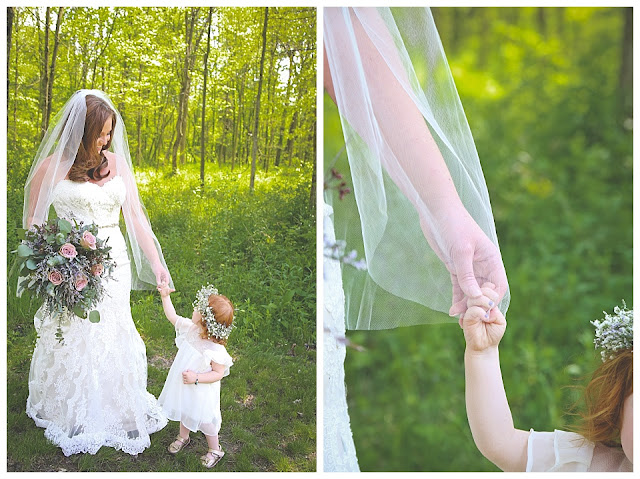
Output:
top-left (591, 302), bottom-right (633, 362)
top-left (193, 284), bottom-right (234, 340)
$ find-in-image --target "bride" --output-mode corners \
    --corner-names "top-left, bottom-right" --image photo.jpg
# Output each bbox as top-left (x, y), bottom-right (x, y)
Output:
top-left (323, 8), bottom-right (509, 471)
top-left (23, 90), bottom-right (172, 456)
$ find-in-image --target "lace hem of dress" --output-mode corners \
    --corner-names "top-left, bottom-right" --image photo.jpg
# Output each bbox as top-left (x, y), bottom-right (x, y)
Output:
top-left (26, 393), bottom-right (167, 456)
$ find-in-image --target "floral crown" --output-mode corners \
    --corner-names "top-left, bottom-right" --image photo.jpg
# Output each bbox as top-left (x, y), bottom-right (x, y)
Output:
top-left (193, 284), bottom-right (234, 340)
top-left (591, 302), bottom-right (633, 362)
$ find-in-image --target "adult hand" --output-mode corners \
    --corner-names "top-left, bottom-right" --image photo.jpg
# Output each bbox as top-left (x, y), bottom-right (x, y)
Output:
top-left (420, 208), bottom-right (508, 322)
top-left (152, 264), bottom-right (170, 287)
top-left (447, 226), bottom-right (508, 323)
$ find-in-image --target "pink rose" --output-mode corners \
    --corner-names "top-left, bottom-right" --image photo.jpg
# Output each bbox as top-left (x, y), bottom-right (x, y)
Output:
top-left (91, 263), bottom-right (104, 276)
top-left (48, 270), bottom-right (63, 286)
top-left (80, 230), bottom-right (97, 250)
top-left (59, 243), bottom-right (77, 259)
top-left (75, 274), bottom-right (89, 291)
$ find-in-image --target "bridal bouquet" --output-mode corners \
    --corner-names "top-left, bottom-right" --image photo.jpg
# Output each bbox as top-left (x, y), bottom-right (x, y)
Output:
top-left (15, 218), bottom-right (116, 337)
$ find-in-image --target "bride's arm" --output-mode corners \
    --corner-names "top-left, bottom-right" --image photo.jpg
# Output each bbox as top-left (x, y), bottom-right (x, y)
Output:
top-left (324, 8), bottom-right (507, 306)
top-left (113, 153), bottom-right (170, 285)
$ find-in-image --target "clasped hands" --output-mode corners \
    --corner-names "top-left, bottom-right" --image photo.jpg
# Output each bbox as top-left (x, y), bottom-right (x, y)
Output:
top-left (460, 282), bottom-right (506, 352)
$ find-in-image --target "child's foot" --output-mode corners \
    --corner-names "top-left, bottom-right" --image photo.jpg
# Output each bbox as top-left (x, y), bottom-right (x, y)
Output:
top-left (201, 448), bottom-right (225, 468)
top-left (168, 434), bottom-right (190, 454)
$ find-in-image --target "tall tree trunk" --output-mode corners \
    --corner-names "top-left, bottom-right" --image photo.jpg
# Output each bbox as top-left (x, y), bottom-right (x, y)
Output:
top-left (200, 8), bottom-right (213, 186)
top-left (537, 7), bottom-right (547, 37)
top-left (135, 63), bottom-right (143, 165)
top-left (275, 52), bottom-right (294, 167)
top-left (43, 7), bottom-right (65, 135)
top-left (172, 8), bottom-right (204, 174)
top-left (12, 8), bottom-right (19, 145)
top-left (210, 56), bottom-right (217, 164)
top-left (230, 79), bottom-right (239, 171)
top-left (619, 7), bottom-right (632, 118)
top-left (263, 41), bottom-right (276, 172)
top-left (90, 13), bottom-right (116, 89)
top-left (39, 7), bottom-right (51, 139)
top-left (309, 117), bottom-right (316, 207)
top-left (285, 110), bottom-right (298, 166)
top-left (7, 7), bottom-right (14, 105)
top-left (250, 7), bottom-right (269, 192)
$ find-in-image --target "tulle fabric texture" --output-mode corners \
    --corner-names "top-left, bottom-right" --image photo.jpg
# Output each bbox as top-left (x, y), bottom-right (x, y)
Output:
top-left (22, 89), bottom-right (172, 290)
top-left (324, 7), bottom-right (509, 329)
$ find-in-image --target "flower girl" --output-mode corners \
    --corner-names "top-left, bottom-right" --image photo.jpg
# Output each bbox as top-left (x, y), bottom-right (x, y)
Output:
top-left (157, 283), bottom-right (234, 468)
top-left (462, 283), bottom-right (632, 472)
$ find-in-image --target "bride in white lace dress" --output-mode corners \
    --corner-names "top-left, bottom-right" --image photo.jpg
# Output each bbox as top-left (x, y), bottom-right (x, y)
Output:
top-left (23, 90), bottom-right (172, 456)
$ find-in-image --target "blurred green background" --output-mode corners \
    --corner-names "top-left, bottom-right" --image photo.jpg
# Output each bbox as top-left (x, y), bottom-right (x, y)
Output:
top-left (324, 7), bottom-right (632, 472)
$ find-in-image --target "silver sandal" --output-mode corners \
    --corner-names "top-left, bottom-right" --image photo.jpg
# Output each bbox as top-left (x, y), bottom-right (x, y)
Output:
top-left (201, 448), bottom-right (225, 468)
top-left (168, 435), bottom-right (190, 454)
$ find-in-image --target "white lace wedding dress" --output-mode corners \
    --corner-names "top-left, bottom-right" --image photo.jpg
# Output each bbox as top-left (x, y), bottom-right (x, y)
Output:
top-left (323, 203), bottom-right (359, 471)
top-left (26, 176), bottom-right (167, 456)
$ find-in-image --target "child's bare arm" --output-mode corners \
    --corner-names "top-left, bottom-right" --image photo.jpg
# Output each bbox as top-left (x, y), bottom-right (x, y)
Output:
top-left (157, 283), bottom-right (179, 326)
top-left (463, 285), bottom-right (529, 471)
top-left (182, 362), bottom-right (226, 385)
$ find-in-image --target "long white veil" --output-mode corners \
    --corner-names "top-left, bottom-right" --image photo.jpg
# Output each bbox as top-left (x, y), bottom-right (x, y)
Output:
top-left (324, 7), bottom-right (509, 329)
top-left (22, 89), bottom-right (172, 290)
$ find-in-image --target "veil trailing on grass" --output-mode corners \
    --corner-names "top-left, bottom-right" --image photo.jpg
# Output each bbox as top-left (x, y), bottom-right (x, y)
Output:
top-left (324, 7), bottom-right (509, 329)
top-left (22, 89), bottom-right (172, 290)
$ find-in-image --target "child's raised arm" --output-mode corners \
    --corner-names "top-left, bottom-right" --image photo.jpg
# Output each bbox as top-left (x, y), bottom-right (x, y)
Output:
top-left (462, 284), bottom-right (529, 471)
top-left (157, 283), bottom-right (179, 326)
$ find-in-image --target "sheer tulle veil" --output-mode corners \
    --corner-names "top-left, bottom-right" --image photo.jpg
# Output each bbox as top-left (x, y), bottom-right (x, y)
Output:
top-left (324, 7), bottom-right (509, 329)
top-left (22, 89), bottom-right (172, 290)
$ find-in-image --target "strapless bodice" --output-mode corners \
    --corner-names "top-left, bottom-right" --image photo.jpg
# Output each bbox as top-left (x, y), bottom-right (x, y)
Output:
top-left (51, 176), bottom-right (125, 228)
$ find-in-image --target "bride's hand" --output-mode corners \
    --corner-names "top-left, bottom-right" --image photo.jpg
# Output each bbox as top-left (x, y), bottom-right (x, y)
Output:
top-left (420, 208), bottom-right (508, 319)
top-left (461, 285), bottom-right (505, 352)
top-left (152, 264), bottom-right (170, 287)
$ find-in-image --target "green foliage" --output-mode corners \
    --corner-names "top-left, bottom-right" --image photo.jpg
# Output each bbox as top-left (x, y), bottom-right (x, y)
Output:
top-left (8, 7), bottom-right (316, 172)
top-left (327, 7), bottom-right (632, 472)
top-left (6, 163), bottom-right (315, 471)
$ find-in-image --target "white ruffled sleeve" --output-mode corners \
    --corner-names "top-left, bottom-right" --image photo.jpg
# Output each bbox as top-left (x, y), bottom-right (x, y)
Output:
top-left (203, 344), bottom-right (234, 378)
top-left (526, 429), bottom-right (594, 472)
top-left (174, 316), bottom-right (195, 344)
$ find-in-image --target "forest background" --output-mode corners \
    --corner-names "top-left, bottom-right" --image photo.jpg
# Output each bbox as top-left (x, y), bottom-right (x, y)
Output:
top-left (324, 6), bottom-right (633, 472)
top-left (6, 6), bottom-right (316, 472)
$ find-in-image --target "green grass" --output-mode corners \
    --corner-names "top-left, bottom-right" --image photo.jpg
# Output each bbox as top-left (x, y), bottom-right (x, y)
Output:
top-left (6, 163), bottom-right (316, 472)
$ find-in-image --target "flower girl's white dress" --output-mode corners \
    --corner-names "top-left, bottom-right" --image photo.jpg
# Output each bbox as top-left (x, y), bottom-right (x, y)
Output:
top-left (527, 429), bottom-right (632, 472)
top-left (158, 316), bottom-right (233, 436)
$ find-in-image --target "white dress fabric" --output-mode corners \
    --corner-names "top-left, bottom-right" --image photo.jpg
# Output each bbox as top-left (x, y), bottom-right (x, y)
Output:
top-left (323, 204), bottom-right (360, 472)
top-left (26, 175), bottom-right (168, 456)
top-left (158, 316), bottom-right (233, 436)
top-left (526, 429), bottom-right (632, 472)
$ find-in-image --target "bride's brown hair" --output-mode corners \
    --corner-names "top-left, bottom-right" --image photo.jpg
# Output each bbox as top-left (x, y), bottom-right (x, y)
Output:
top-left (569, 349), bottom-right (633, 446)
top-left (200, 294), bottom-right (234, 346)
top-left (68, 94), bottom-right (114, 182)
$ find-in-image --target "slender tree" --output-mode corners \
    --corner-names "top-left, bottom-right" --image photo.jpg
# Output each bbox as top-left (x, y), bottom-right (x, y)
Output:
top-left (201, 7), bottom-right (213, 187)
top-left (172, 7), bottom-right (205, 173)
top-left (250, 7), bottom-right (269, 192)
top-left (7, 7), bottom-right (14, 102)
